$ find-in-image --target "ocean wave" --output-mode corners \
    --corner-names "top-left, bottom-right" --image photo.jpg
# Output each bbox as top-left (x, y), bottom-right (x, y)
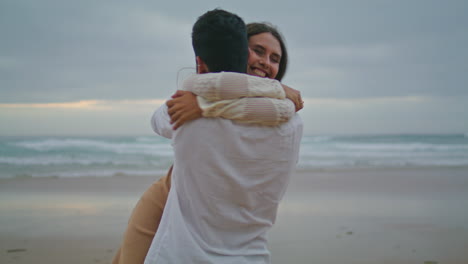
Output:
top-left (332, 143), bottom-right (468, 151)
top-left (0, 156), bottom-right (153, 166)
top-left (301, 136), bottom-right (334, 143)
top-left (12, 138), bottom-right (173, 156)
top-left (2, 135), bottom-right (467, 177)
top-left (12, 169), bottom-right (169, 178)
top-left (136, 136), bottom-right (160, 142)
top-left (297, 157), bottom-right (468, 169)
top-left (298, 152), bottom-right (468, 160)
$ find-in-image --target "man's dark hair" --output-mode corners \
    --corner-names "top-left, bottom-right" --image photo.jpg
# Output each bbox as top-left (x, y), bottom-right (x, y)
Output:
top-left (192, 9), bottom-right (248, 73)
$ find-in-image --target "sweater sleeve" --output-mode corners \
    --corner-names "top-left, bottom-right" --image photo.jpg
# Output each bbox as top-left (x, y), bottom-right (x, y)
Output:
top-left (182, 72), bottom-right (286, 100)
top-left (197, 96), bottom-right (296, 126)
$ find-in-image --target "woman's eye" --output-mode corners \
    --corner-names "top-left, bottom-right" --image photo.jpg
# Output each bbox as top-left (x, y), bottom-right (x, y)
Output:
top-left (254, 49), bottom-right (264, 55)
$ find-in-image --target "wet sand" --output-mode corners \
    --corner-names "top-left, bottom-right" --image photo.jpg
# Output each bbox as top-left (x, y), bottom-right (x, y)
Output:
top-left (1, 167), bottom-right (467, 264)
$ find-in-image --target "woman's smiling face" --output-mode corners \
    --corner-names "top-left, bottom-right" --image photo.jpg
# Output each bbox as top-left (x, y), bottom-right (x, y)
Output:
top-left (247, 32), bottom-right (282, 79)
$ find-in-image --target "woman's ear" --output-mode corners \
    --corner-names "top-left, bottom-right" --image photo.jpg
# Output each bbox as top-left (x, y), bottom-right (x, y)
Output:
top-left (196, 56), bottom-right (209, 73)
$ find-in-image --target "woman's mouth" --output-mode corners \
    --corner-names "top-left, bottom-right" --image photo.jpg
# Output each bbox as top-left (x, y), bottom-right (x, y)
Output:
top-left (251, 68), bottom-right (267, 78)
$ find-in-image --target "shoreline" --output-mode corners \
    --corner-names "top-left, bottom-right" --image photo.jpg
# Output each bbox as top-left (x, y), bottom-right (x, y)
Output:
top-left (4, 166), bottom-right (467, 195)
top-left (3, 164), bottom-right (468, 179)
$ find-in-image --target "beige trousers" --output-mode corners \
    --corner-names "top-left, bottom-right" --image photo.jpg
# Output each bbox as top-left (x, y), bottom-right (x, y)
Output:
top-left (112, 166), bottom-right (172, 264)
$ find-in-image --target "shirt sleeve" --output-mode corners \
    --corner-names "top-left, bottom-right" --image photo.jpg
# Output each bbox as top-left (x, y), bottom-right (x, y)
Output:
top-left (182, 72), bottom-right (286, 100)
top-left (150, 104), bottom-right (173, 139)
top-left (197, 97), bottom-right (296, 126)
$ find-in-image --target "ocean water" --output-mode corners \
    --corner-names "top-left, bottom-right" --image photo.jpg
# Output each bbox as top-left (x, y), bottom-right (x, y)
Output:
top-left (0, 134), bottom-right (467, 179)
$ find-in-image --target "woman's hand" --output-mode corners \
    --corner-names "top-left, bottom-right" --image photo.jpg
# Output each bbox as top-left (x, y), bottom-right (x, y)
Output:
top-left (166, 90), bottom-right (203, 130)
top-left (282, 84), bottom-right (304, 112)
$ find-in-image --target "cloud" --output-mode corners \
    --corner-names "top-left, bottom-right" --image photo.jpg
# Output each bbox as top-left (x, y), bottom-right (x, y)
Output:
top-left (0, 98), bottom-right (166, 136)
top-left (300, 95), bottom-right (468, 135)
top-left (304, 95), bottom-right (429, 106)
top-left (0, 1), bottom-right (194, 103)
top-left (2, 95), bottom-right (466, 136)
top-left (297, 44), bottom-right (394, 65)
top-left (2, 0), bottom-right (467, 103)
top-left (1, 1), bottom-right (467, 135)
top-left (0, 99), bottom-right (165, 110)
top-left (286, 34), bottom-right (468, 99)
top-left (0, 56), bottom-right (22, 70)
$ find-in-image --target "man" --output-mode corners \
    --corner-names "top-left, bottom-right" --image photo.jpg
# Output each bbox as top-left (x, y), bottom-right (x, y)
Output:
top-left (145, 9), bottom-right (303, 263)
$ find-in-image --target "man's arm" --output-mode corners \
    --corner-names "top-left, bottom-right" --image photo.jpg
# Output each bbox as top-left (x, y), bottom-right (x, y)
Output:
top-left (151, 104), bottom-right (173, 139)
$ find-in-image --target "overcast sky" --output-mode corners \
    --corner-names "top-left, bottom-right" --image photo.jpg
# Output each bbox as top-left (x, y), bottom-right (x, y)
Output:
top-left (1, 0), bottom-right (467, 136)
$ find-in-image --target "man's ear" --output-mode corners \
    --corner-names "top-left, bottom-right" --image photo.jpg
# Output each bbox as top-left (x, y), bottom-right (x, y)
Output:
top-left (196, 56), bottom-right (209, 73)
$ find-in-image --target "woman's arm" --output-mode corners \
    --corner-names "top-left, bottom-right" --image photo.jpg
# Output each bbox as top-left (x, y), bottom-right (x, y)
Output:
top-left (166, 91), bottom-right (296, 130)
top-left (199, 96), bottom-right (296, 126)
top-left (182, 72), bottom-right (286, 100)
top-left (183, 72), bottom-right (303, 112)
top-left (167, 72), bottom-right (303, 130)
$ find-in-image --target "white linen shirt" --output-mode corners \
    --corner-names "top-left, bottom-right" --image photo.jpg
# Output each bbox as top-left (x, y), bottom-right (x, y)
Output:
top-left (145, 104), bottom-right (303, 264)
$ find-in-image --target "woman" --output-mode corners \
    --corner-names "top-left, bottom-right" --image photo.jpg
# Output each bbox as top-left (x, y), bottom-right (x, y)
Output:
top-left (113, 22), bottom-right (302, 264)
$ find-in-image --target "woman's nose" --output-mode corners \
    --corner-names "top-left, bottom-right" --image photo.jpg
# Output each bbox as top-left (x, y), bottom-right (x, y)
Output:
top-left (259, 57), bottom-right (270, 69)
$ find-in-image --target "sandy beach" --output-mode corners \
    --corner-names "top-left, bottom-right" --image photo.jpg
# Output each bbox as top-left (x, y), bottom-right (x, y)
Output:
top-left (1, 167), bottom-right (468, 264)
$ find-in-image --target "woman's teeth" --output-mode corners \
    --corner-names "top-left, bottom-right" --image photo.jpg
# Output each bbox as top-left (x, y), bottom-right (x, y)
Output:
top-left (253, 69), bottom-right (266, 77)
